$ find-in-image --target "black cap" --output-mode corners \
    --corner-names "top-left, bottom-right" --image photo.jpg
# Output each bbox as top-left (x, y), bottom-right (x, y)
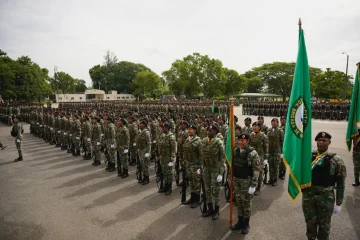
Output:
top-left (271, 118), bottom-right (279, 122)
top-left (315, 132), bottom-right (332, 141)
top-left (257, 116), bottom-right (264, 120)
top-left (252, 121), bottom-right (261, 127)
top-left (107, 116), bottom-right (114, 122)
top-left (140, 119), bottom-right (148, 126)
top-left (180, 120), bottom-right (189, 127)
top-left (245, 117), bottom-right (252, 122)
top-left (237, 133), bottom-right (250, 140)
top-left (120, 118), bottom-right (128, 125)
top-left (280, 116), bottom-right (286, 120)
top-left (188, 124), bottom-right (198, 132)
top-left (208, 124), bottom-right (218, 131)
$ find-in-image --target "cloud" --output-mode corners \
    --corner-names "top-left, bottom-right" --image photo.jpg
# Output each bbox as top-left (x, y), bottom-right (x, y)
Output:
top-left (0, 0), bottom-right (359, 86)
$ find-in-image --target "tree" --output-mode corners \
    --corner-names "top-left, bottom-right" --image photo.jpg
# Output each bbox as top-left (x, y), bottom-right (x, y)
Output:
top-left (50, 71), bottom-right (76, 94)
top-left (224, 68), bottom-right (247, 97)
top-left (133, 71), bottom-right (166, 100)
top-left (162, 53), bottom-right (227, 98)
top-left (89, 64), bottom-right (105, 90)
top-left (75, 79), bottom-right (87, 92)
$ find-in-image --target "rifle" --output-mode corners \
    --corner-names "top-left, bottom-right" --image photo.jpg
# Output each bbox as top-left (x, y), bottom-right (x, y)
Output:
top-left (180, 165), bottom-right (188, 203)
top-left (263, 164), bottom-right (268, 184)
top-left (224, 164), bottom-right (231, 202)
top-left (155, 159), bottom-right (164, 190)
top-left (175, 154), bottom-right (180, 186)
top-left (136, 150), bottom-right (142, 181)
top-left (199, 175), bottom-right (208, 214)
top-left (117, 150), bottom-right (122, 175)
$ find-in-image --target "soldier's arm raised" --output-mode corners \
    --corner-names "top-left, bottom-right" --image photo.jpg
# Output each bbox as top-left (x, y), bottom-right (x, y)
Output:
top-left (334, 155), bottom-right (346, 206)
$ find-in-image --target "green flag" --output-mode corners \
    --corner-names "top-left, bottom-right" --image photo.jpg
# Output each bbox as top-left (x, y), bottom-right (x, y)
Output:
top-left (346, 64), bottom-right (360, 151)
top-left (225, 107), bottom-right (234, 166)
top-left (283, 26), bottom-right (312, 201)
top-left (211, 100), bottom-right (215, 113)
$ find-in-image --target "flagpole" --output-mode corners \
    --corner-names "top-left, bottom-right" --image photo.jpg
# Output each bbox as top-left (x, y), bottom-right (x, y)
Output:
top-left (229, 97), bottom-right (235, 227)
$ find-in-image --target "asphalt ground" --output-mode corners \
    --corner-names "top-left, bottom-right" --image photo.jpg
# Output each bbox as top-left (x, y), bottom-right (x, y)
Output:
top-left (0, 107), bottom-right (359, 240)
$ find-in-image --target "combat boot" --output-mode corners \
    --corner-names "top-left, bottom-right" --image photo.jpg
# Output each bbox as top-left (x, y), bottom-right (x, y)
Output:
top-left (121, 169), bottom-right (129, 178)
top-left (182, 192), bottom-right (194, 205)
top-left (14, 156), bottom-right (23, 162)
top-left (117, 166), bottom-right (122, 177)
top-left (105, 162), bottom-right (110, 170)
top-left (165, 182), bottom-right (172, 195)
top-left (272, 180), bottom-right (277, 186)
top-left (0, 145), bottom-right (7, 150)
top-left (130, 159), bottom-right (136, 166)
top-left (230, 215), bottom-right (244, 231)
top-left (254, 187), bottom-right (260, 196)
top-left (138, 176), bottom-right (144, 184)
top-left (241, 217), bottom-right (250, 235)
top-left (158, 184), bottom-right (167, 193)
top-left (93, 161), bottom-right (101, 166)
top-left (212, 205), bottom-right (219, 220)
top-left (108, 163), bottom-right (116, 172)
top-left (267, 178), bottom-right (274, 185)
top-left (55, 143), bottom-right (61, 147)
top-left (191, 193), bottom-right (200, 208)
top-left (61, 145), bottom-right (67, 150)
top-left (352, 179), bottom-right (360, 186)
top-left (202, 203), bottom-right (213, 217)
top-left (279, 171), bottom-right (286, 180)
top-left (67, 148), bottom-right (72, 153)
top-left (142, 175), bottom-right (150, 185)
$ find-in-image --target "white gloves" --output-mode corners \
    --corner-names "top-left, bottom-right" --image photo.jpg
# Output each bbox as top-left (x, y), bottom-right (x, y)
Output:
top-left (248, 186), bottom-right (256, 195)
top-left (87, 138), bottom-right (91, 142)
top-left (58, 131), bottom-right (61, 133)
top-left (69, 134), bottom-right (72, 137)
top-left (145, 153), bottom-right (150, 158)
top-left (16, 139), bottom-right (21, 143)
top-left (100, 134), bottom-right (104, 137)
top-left (333, 205), bottom-right (341, 215)
top-left (263, 159), bottom-right (268, 166)
top-left (76, 137), bottom-right (80, 140)
top-left (153, 140), bottom-right (156, 143)
top-left (217, 175), bottom-right (223, 183)
top-left (110, 144), bottom-right (115, 149)
top-left (64, 133), bottom-right (67, 136)
top-left (280, 154), bottom-right (284, 159)
top-left (133, 143), bottom-right (136, 146)
top-left (168, 162), bottom-right (174, 167)
top-left (197, 169), bottom-right (201, 175)
top-left (40, 125), bottom-right (42, 127)
top-left (124, 149), bottom-right (129, 153)
top-left (50, 128), bottom-right (53, 130)
top-left (96, 142), bottom-right (100, 146)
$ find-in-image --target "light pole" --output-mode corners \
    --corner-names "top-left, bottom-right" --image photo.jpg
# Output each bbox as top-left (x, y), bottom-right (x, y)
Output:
top-left (342, 52), bottom-right (349, 101)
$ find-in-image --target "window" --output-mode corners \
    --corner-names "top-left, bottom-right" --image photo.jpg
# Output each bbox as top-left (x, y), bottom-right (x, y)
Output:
top-left (122, 97), bottom-right (125, 99)
top-left (71, 97), bottom-right (74, 100)
top-left (59, 97), bottom-right (62, 100)
top-left (80, 97), bottom-right (82, 100)
top-left (126, 97), bottom-right (129, 99)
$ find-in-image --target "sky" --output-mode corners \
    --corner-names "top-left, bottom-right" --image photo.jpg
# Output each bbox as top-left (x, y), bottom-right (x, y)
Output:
top-left (1, 0), bottom-right (359, 86)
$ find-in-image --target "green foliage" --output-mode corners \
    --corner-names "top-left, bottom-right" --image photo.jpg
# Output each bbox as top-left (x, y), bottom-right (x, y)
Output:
top-left (75, 79), bottom-right (87, 92)
top-left (133, 71), bottom-right (166, 100)
top-left (49, 71), bottom-right (76, 94)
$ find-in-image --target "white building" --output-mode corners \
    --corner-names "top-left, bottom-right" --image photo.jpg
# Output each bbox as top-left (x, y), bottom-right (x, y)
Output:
top-left (55, 90), bottom-right (136, 102)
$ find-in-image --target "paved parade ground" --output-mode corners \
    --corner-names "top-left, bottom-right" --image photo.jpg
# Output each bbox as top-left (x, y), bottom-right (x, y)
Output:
top-left (0, 107), bottom-right (359, 240)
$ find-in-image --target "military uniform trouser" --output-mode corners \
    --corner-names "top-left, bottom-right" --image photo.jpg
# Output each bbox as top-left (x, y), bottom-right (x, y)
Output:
top-left (139, 148), bottom-right (150, 176)
top-left (129, 142), bottom-right (137, 160)
top-left (269, 152), bottom-right (281, 180)
top-left (92, 141), bottom-right (101, 161)
top-left (106, 140), bottom-right (116, 163)
top-left (63, 132), bottom-right (69, 146)
top-left (233, 177), bottom-right (253, 218)
top-left (257, 155), bottom-right (264, 187)
top-left (118, 147), bottom-right (128, 169)
top-left (73, 135), bottom-right (81, 152)
top-left (353, 152), bottom-right (360, 179)
top-left (15, 137), bottom-right (23, 157)
top-left (186, 163), bottom-right (201, 192)
top-left (279, 158), bottom-right (286, 175)
top-left (160, 156), bottom-right (173, 184)
top-left (55, 129), bottom-right (61, 144)
top-left (203, 166), bottom-right (221, 206)
top-left (151, 142), bottom-right (157, 158)
top-left (302, 189), bottom-right (334, 240)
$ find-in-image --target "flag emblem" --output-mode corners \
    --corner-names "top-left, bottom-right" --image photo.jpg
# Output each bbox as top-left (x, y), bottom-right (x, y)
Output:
top-left (289, 97), bottom-right (309, 139)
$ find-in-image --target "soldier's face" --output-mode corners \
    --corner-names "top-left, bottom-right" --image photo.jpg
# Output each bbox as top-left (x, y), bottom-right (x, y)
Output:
top-left (252, 125), bottom-right (260, 132)
top-left (235, 129), bottom-right (241, 136)
top-left (238, 139), bottom-right (248, 149)
top-left (271, 121), bottom-right (278, 128)
top-left (280, 119), bottom-right (285, 125)
top-left (317, 138), bottom-right (331, 152)
top-left (207, 129), bottom-right (216, 137)
top-left (258, 119), bottom-right (263, 124)
top-left (188, 128), bottom-right (196, 136)
top-left (117, 121), bottom-right (123, 127)
top-left (139, 123), bottom-right (145, 129)
top-left (244, 120), bottom-right (250, 126)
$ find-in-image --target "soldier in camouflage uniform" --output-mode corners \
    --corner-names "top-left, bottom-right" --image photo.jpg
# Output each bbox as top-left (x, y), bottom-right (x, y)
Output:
top-left (182, 124), bottom-right (202, 208)
top-left (200, 124), bottom-right (225, 220)
top-left (12, 115), bottom-right (23, 162)
top-left (148, 114), bottom-right (159, 161)
top-left (351, 129), bottom-right (360, 186)
top-left (257, 116), bottom-right (268, 135)
top-left (157, 122), bottom-right (177, 194)
top-left (72, 114), bottom-right (82, 156)
top-left (116, 118), bottom-right (130, 178)
top-left (279, 116), bottom-right (287, 180)
top-left (82, 116), bottom-right (92, 160)
top-left (104, 116), bottom-right (117, 172)
top-left (58, 112), bottom-right (66, 149)
top-left (91, 116), bottom-right (102, 166)
top-left (128, 116), bottom-right (138, 166)
top-left (242, 117), bottom-right (252, 134)
top-left (230, 133), bottom-right (261, 234)
top-left (136, 119), bottom-right (151, 185)
top-left (266, 118), bottom-right (284, 186)
top-left (302, 132), bottom-right (346, 240)
top-left (218, 117), bottom-right (228, 139)
top-left (177, 120), bottom-right (188, 173)
top-left (197, 118), bottom-right (209, 139)
top-left (249, 121), bottom-right (268, 195)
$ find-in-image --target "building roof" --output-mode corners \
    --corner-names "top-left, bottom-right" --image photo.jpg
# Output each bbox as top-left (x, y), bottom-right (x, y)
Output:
top-left (234, 93), bottom-right (281, 97)
top-left (85, 89), bottom-right (105, 94)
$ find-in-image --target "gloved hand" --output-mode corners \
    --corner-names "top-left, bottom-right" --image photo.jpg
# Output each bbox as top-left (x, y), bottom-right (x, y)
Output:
top-left (248, 186), bottom-right (256, 195)
top-left (153, 140), bottom-right (156, 143)
top-left (40, 125), bottom-right (42, 127)
top-left (87, 138), bottom-right (91, 142)
top-left (58, 131), bottom-right (61, 133)
top-left (217, 175), bottom-right (223, 183)
top-left (145, 153), bottom-right (150, 158)
top-left (50, 128), bottom-right (53, 130)
top-left (124, 149), bottom-right (129, 153)
top-left (69, 134), bottom-right (72, 137)
top-left (16, 139), bottom-right (21, 143)
top-left (97, 142), bottom-right (100, 146)
top-left (76, 137), bottom-right (80, 140)
top-left (110, 144), bottom-right (115, 149)
top-left (333, 204), bottom-right (341, 215)
top-left (263, 159), bottom-right (268, 165)
top-left (100, 134), bottom-right (104, 137)
top-left (280, 154), bottom-right (284, 159)
top-left (64, 133), bottom-right (67, 135)
top-left (168, 162), bottom-right (174, 167)
top-left (133, 143), bottom-right (136, 146)
top-left (197, 169), bottom-right (201, 175)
